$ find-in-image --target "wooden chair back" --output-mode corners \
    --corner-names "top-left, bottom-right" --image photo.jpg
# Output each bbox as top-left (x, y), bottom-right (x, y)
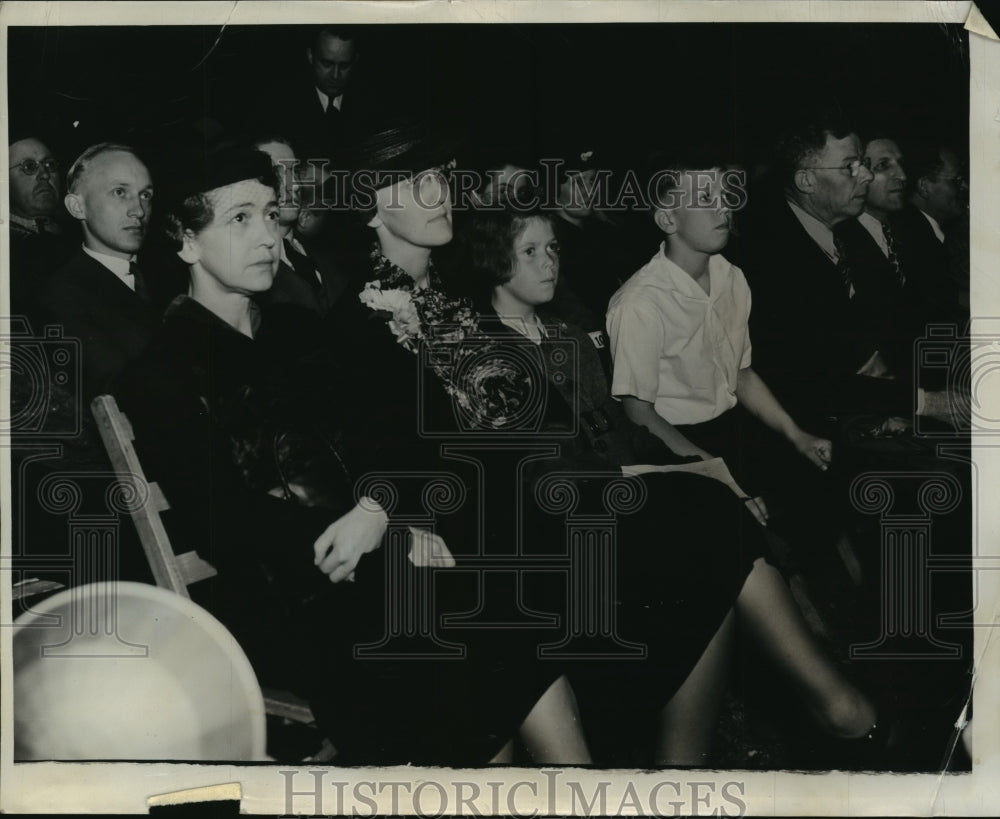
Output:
top-left (90, 394), bottom-right (322, 736)
top-left (90, 394), bottom-right (217, 596)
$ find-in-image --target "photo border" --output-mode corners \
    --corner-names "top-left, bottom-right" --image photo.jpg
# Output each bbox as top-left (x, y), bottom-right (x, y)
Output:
top-left (1, 1), bottom-right (997, 814)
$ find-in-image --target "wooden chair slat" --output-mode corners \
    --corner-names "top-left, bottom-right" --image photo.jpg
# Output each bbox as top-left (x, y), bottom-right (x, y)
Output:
top-left (175, 550), bottom-right (219, 585)
top-left (90, 394), bottom-right (319, 735)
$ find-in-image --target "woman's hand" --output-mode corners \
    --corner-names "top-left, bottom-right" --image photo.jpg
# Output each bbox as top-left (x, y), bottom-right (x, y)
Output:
top-left (313, 497), bottom-right (388, 583)
top-left (408, 527), bottom-right (456, 568)
top-left (789, 429), bottom-right (833, 471)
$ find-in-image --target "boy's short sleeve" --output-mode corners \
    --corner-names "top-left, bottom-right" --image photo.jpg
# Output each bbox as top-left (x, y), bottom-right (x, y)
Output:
top-left (740, 275), bottom-right (753, 370)
top-left (606, 296), bottom-right (665, 403)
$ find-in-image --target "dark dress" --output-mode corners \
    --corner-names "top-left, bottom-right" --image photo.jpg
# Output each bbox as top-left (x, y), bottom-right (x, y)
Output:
top-left (113, 295), bottom-right (557, 765)
top-left (330, 251), bottom-right (766, 762)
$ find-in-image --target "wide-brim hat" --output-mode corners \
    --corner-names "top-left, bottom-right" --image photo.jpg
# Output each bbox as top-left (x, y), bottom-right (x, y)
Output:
top-left (342, 118), bottom-right (462, 210)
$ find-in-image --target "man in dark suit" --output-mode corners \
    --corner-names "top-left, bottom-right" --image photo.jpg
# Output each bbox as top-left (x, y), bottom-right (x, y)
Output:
top-left (253, 136), bottom-right (349, 317)
top-left (36, 143), bottom-right (159, 401)
top-left (894, 145), bottom-right (969, 319)
top-left (261, 26), bottom-right (366, 166)
top-left (833, 135), bottom-right (930, 377)
top-left (741, 115), bottom-right (911, 424)
top-left (8, 135), bottom-right (75, 320)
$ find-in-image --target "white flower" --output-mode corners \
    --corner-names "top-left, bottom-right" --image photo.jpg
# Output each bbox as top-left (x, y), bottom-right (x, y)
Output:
top-left (360, 282), bottom-right (424, 351)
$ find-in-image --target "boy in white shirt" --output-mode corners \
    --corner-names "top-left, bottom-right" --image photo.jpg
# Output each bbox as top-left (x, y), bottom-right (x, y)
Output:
top-left (607, 162), bottom-right (831, 521)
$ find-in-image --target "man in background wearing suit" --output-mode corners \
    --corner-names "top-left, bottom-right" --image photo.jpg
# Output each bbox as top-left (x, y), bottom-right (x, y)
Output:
top-left (37, 143), bottom-right (159, 401)
top-left (7, 135), bottom-right (75, 319)
top-left (833, 135), bottom-right (928, 377)
top-left (268, 26), bottom-right (363, 165)
top-left (896, 145), bottom-right (969, 318)
top-left (253, 136), bottom-right (348, 317)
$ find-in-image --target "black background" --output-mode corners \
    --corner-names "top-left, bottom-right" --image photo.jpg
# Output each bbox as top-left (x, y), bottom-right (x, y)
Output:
top-left (7, 23), bottom-right (969, 173)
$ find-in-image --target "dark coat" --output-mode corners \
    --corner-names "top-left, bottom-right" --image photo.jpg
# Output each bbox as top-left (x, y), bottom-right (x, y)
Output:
top-left (8, 228), bottom-right (76, 323)
top-left (259, 237), bottom-right (351, 317)
top-left (741, 196), bottom-right (910, 422)
top-left (890, 204), bottom-right (967, 326)
top-left (833, 215), bottom-right (929, 377)
top-left (112, 297), bottom-right (348, 619)
top-left (36, 249), bottom-right (161, 401)
top-left (247, 71), bottom-right (385, 164)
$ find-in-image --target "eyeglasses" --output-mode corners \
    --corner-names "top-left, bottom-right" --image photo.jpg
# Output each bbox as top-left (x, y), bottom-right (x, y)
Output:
top-left (804, 156), bottom-right (872, 178)
top-left (10, 158), bottom-right (59, 176)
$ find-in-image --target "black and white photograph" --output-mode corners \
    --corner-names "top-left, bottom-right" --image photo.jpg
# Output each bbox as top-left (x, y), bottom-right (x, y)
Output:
top-left (2, 1), bottom-right (998, 814)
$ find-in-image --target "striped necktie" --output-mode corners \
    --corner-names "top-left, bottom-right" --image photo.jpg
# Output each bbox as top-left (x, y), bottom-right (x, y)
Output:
top-left (833, 232), bottom-right (854, 298)
top-left (882, 220), bottom-right (904, 287)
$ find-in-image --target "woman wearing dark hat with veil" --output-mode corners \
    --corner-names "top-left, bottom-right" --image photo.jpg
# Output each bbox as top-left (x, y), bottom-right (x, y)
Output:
top-left (113, 144), bottom-right (592, 765)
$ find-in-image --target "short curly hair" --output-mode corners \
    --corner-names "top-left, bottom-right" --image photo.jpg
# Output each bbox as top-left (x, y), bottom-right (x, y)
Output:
top-left (164, 148), bottom-right (278, 250)
top-left (460, 191), bottom-right (558, 300)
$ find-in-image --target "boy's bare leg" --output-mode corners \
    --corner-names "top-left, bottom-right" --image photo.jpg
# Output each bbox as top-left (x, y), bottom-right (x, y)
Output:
top-left (737, 559), bottom-right (877, 738)
top-left (518, 674), bottom-right (592, 764)
top-left (655, 610), bottom-right (735, 766)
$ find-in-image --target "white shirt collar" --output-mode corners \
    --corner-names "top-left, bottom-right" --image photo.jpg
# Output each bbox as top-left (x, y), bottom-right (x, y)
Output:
top-left (787, 198), bottom-right (839, 263)
top-left (654, 242), bottom-right (728, 299)
top-left (315, 87), bottom-right (343, 112)
top-left (81, 244), bottom-right (136, 290)
top-left (858, 211), bottom-right (889, 257)
top-left (497, 313), bottom-right (545, 344)
top-left (919, 209), bottom-right (946, 243)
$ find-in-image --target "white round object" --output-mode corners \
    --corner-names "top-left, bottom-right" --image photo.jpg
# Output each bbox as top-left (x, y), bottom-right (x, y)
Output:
top-left (14, 581), bottom-right (267, 761)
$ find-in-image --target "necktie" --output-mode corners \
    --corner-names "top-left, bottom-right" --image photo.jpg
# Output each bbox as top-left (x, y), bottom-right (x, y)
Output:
top-left (284, 239), bottom-right (323, 291)
top-left (129, 261), bottom-right (150, 303)
top-left (326, 100), bottom-right (341, 130)
top-left (832, 232), bottom-right (855, 298)
top-left (882, 220), bottom-right (904, 287)
top-left (35, 217), bottom-right (61, 235)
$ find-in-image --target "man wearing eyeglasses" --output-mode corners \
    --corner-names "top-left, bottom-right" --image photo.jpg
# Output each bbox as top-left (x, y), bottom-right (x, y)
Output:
top-left (7, 136), bottom-right (75, 318)
top-left (741, 114), bottom-right (914, 427)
